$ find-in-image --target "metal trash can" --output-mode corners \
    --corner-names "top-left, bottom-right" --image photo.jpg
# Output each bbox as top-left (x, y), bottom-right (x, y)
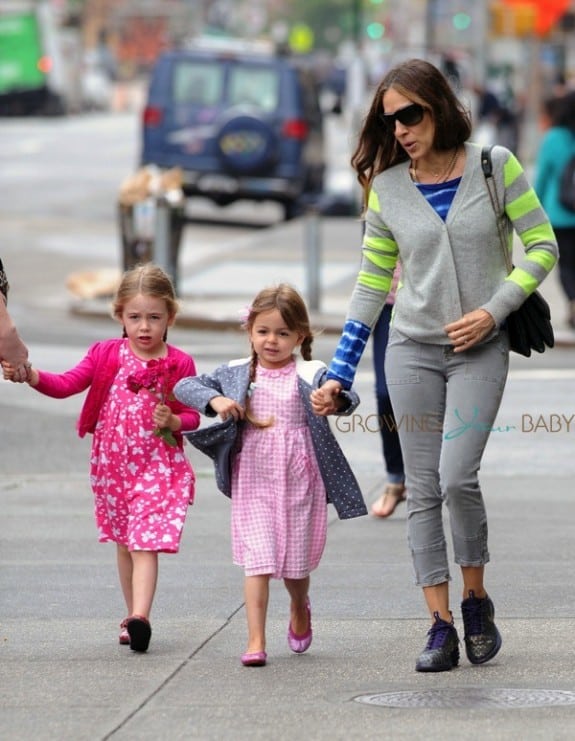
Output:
top-left (118, 167), bottom-right (186, 293)
top-left (118, 197), bottom-right (184, 292)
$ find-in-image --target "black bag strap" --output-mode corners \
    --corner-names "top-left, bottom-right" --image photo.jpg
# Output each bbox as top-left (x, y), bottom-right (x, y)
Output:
top-left (480, 146), bottom-right (493, 178)
top-left (481, 146), bottom-right (513, 274)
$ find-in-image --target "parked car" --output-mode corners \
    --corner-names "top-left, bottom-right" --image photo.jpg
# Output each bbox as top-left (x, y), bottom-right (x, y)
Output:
top-left (140, 40), bottom-right (326, 220)
top-left (0, 0), bottom-right (71, 116)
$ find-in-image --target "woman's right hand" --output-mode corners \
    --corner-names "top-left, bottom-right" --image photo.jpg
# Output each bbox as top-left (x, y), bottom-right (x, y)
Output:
top-left (1, 359), bottom-right (33, 383)
top-left (209, 395), bottom-right (245, 421)
top-left (311, 379), bottom-right (342, 416)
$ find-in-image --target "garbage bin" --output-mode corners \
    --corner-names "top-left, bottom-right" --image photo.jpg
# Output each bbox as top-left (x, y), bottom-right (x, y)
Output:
top-left (118, 197), bottom-right (184, 291)
top-left (118, 199), bottom-right (152, 269)
top-left (117, 167), bottom-right (186, 293)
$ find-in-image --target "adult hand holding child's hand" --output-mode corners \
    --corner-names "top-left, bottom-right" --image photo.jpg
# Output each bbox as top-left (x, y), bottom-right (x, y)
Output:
top-left (1, 359), bottom-right (32, 383)
top-left (311, 380), bottom-right (342, 416)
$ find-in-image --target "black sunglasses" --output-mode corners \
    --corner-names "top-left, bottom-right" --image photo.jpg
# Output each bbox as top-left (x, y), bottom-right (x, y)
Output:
top-left (380, 103), bottom-right (425, 129)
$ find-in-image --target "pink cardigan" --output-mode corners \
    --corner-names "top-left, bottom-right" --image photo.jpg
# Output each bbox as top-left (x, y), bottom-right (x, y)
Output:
top-left (35, 338), bottom-right (200, 439)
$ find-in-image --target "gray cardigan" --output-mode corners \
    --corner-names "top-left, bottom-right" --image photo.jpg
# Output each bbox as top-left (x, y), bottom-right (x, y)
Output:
top-left (174, 357), bottom-right (367, 520)
top-left (349, 142), bottom-right (559, 343)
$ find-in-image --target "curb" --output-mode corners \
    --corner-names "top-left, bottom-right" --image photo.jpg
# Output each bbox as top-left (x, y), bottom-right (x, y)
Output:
top-left (69, 300), bottom-right (575, 344)
top-left (69, 299), bottom-right (349, 335)
top-left (69, 296), bottom-right (575, 345)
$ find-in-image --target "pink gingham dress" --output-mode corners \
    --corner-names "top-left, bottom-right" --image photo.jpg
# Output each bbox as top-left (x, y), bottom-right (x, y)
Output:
top-left (90, 343), bottom-right (195, 553)
top-left (231, 360), bottom-right (327, 578)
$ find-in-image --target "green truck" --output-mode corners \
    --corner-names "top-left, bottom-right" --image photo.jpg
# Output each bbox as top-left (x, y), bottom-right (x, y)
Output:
top-left (0, 1), bottom-right (70, 115)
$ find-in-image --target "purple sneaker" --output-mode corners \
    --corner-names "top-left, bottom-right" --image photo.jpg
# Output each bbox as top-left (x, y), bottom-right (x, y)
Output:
top-left (461, 590), bottom-right (502, 664)
top-left (415, 611), bottom-right (460, 672)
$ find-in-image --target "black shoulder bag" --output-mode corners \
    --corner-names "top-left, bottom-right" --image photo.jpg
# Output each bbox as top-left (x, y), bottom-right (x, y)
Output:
top-left (480, 147), bottom-right (554, 357)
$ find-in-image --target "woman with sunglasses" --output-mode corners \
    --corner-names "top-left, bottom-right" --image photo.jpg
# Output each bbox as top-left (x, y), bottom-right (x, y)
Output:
top-left (312, 59), bottom-right (557, 672)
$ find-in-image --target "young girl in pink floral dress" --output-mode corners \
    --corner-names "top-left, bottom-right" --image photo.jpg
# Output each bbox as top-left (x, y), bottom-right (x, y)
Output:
top-left (174, 284), bottom-right (366, 667)
top-left (2, 264), bottom-right (200, 653)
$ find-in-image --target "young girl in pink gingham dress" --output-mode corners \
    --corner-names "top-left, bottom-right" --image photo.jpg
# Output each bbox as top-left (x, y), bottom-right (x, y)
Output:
top-left (231, 361), bottom-right (327, 579)
top-left (174, 284), bottom-right (365, 668)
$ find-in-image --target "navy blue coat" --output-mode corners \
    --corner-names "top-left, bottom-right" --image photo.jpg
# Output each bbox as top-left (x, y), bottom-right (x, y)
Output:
top-left (174, 357), bottom-right (367, 520)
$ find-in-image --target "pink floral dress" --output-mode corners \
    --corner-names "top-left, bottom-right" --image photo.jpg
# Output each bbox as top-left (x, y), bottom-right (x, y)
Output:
top-left (90, 343), bottom-right (195, 553)
top-left (231, 360), bottom-right (327, 578)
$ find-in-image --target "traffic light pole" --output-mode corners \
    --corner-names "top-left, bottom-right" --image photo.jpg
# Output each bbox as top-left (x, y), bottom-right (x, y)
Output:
top-left (425, 0), bottom-right (438, 53)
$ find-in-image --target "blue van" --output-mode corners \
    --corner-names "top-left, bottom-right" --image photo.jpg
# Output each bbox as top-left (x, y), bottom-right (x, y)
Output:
top-left (141, 41), bottom-right (326, 220)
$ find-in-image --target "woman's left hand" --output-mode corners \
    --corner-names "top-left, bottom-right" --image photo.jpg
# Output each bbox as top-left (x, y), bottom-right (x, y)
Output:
top-left (445, 309), bottom-right (496, 352)
top-left (311, 379), bottom-right (342, 416)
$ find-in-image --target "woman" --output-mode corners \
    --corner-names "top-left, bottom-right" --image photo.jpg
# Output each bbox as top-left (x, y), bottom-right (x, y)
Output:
top-left (534, 90), bottom-right (575, 329)
top-left (0, 258), bottom-right (29, 382)
top-left (311, 59), bottom-right (558, 672)
top-left (370, 263), bottom-right (406, 518)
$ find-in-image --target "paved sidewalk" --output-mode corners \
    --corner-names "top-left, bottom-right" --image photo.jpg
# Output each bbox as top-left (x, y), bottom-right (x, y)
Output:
top-left (3, 214), bottom-right (575, 739)
top-left (3, 463), bottom-right (575, 739)
top-left (69, 214), bottom-right (575, 349)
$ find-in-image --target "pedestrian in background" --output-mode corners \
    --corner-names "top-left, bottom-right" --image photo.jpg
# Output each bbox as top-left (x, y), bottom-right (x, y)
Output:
top-left (174, 284), bottom-right (366, 668)
top-left (370, 263), bottom-right (406, 518)
top-left (0, 258), bottom-right (30, 382)
top-left (534, 90), bottom-right (575, 329)
top-left (2, 264), bottom-right (200, 653)
top-left (311, 59), bottom-right (557, 672)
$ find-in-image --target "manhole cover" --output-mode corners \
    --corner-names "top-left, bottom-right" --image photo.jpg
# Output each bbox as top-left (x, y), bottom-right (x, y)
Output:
top-left (354, 688), bottom-right (575, 709)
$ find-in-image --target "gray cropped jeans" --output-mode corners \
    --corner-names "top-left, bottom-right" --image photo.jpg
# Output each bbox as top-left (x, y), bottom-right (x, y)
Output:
top-left (385, 329), bottom-right (509, 587)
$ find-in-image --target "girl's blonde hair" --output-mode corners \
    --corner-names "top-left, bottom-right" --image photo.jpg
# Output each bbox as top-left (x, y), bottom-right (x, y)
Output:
top-left (244, 283), bottom-right (314, 428)
top-left (112, 263), bottom-right (179, 339)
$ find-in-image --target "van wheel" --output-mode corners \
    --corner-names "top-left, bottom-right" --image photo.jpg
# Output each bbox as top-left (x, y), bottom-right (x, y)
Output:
top-left (217, 115), bottom-right (277, 174)
top-left (283, 200), bottom-right (301, 221)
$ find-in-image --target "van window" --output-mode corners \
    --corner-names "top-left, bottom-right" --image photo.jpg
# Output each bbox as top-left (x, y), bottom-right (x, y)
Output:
top-left (173, 61), bottom-right (224, 106)
top-left (228, 66), bottom-right (279, 112)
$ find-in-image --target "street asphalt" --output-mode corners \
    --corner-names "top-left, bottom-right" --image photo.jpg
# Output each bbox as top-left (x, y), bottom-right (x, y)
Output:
top-left (3, 215), bottom-right (575, 740)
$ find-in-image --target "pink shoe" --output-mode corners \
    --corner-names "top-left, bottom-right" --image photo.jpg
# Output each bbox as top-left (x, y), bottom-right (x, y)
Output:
top-left (119, 618), bottom-right (130, 645)
top-left (288, 600), bottom-right (312, 654)
top-left (241, 651), bottom-right (267, 667)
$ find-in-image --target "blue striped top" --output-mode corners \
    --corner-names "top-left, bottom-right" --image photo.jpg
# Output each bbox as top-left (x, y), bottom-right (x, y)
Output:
top-left (415, 176), bottom-right (461, 220)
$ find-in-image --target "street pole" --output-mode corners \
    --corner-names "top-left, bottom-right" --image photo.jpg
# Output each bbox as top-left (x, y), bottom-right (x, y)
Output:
top-left (346, 0), bottom-right (366, 218)
top-left (305, 206), bottom-right (321, 313)
top-left (154, 197), bottom-right (178, 292)
top-left (425, 0), bottom-right (438, 55)
top-left (347, 0), bottom-right (367, 137)
top-left (352, 0), bottom-right (361, 45)
top-left (521, 35), bottom-right (542, 164)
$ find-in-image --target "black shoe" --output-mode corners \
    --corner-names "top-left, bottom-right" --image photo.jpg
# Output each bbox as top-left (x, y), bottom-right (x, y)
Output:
top-left (461, 590), bottom-right (502, 665)
top-left (126, 615), bottom-right (152, 653)
top-left (415, 612), bottom-right (460, 673)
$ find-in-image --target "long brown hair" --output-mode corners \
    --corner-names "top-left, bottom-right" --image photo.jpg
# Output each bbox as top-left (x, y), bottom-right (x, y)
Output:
top-left (243, 284), bottom-right (314, 428)
top-left (351, 58), bottom-right (472, 207)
